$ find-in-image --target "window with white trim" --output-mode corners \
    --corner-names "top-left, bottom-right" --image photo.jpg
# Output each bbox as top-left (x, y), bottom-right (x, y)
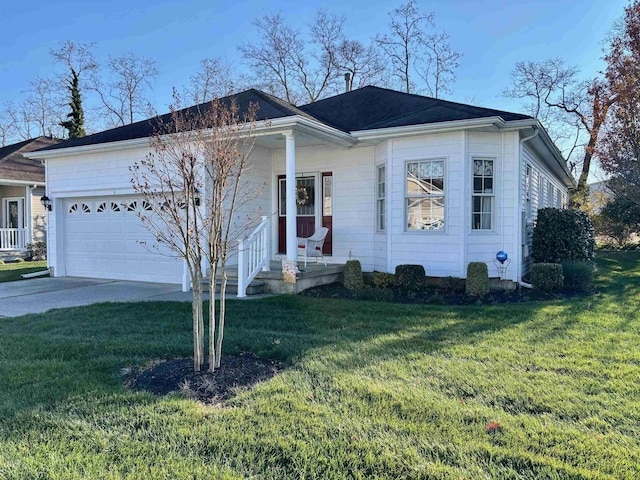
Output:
top-left (406, 160), bottom-right (445, 231)
top-left (546, 180), bottom-right (554, 207)
top-left (525, 164), bottom-right (532, 216)
top-left (472, 158), bottom-right (494, 230)
top-left (376, 165), bottom-right (386, 231)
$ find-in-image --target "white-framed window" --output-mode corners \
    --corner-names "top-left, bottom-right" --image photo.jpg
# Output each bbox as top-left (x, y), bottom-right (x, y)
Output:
top-left (472, 158), bottom-right (494, 230)
top-left (525, 164), bottom-right (532, 216)
top-left (376, 165), bottom-right (386, 231)
top-left (406, 159), bottom-right (445, 231)
top-left (546, 180), bottom-right (554, 207)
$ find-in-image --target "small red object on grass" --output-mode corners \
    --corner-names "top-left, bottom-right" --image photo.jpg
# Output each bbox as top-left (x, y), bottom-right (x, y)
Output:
top-left (486, 421), bottom-right (502, 433)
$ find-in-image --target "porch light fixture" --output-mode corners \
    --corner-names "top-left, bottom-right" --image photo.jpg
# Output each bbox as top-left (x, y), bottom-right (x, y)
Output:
top-left (40, 195), bottom-right (53, 211)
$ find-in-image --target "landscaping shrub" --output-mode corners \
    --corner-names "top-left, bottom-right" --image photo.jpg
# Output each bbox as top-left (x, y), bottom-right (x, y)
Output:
top-left (0, 260), bottom-right (4, 265)
top-left (343, 260), bottom-right (364, 291)
top-left (352, 287), bottom-right (395, 302)
top-left (14, 258), bottom-right (25, 263)
top-left (27, 241), bottom-right (47, 261)
top-left (394, 264), bottom-right (426, 292)
top-left (530, 263), bottom-right (564, 291)
top-left (466, 262), bottom-right (489, 297)
top-left (562, 261), bottom-right (595, 291)
top-left (440, 276), bottom-right (465, 294)
top-left (373, 272), bottom-right (396, 289)
top-left (532, 208), bottom-right (595, 263)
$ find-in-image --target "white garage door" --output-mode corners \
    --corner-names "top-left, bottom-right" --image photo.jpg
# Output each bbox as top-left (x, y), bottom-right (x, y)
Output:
top-left (62, 196), bottom-right (183, 284)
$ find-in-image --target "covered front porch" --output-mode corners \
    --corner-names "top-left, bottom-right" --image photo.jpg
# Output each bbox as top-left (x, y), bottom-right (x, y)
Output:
top-left (230, 122), bottom-right (360, 297)
top-left (0, 182), bottom-right (46, 252)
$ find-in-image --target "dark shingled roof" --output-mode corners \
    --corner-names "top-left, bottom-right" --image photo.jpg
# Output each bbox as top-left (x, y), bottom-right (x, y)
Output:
top-left (41, 89), bottom-right (320, 152)
top-left (0, 137), bottom-right (60, 182)
top-left (298, 86), bottom-right (531, 132)
top-left (40, 86), bottom-right (531, 152)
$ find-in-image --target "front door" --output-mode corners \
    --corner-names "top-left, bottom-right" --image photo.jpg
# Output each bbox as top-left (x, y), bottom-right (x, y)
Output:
top-left (278, 174), bottom-right (333, 254)
top-left (4, 198), bottom-right (24, 229)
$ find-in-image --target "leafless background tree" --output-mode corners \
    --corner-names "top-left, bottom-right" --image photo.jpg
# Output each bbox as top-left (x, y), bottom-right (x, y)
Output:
top-left (376, 0), bottom-right (461, 96)
top-left (503, 57), bottom-right (615, 202)
top-left (91, 53), bottom-right (158, 127)
top-left (184, 58), bottom-right (245, 104)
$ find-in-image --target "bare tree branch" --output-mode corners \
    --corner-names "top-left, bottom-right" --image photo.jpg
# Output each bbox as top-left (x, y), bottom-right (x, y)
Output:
top-left (91, 52), bottom-right (158, 127)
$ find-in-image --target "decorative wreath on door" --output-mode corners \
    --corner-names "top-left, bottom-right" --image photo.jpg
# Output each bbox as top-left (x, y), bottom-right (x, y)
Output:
top-left (296, 186), bottom-right (311, 206)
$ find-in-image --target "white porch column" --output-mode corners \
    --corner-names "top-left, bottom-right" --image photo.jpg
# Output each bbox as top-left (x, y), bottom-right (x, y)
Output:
top-left (25, 186), bottom-right (32, 246)
top-left (284, 132), bottom-right (297, 261)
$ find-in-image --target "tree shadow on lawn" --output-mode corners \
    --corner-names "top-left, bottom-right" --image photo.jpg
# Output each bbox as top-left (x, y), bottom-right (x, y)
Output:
top-left (0, 297), bottom-right (543, 419)
top-left (0, 251), bottom-right (635, 419)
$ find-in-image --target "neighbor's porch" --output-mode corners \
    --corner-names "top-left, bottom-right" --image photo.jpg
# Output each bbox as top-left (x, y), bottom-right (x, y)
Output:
top-left (0, 184), bottom-right (32, 251)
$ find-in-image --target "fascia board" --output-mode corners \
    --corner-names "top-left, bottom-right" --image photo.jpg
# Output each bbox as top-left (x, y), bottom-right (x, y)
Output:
top-left (0, 179), bottom-right (45, 186)
top-left (351, 117), bottom-right (506, 141)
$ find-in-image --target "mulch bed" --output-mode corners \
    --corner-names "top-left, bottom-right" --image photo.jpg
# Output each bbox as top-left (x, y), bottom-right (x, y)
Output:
top-left (124, 353), bottom-right (280, 405)
top-left (300, 282), bottom-right (592, 305)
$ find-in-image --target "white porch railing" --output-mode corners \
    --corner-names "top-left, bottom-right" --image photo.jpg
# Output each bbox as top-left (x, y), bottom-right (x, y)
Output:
top-left (237, 216), bottom-right (270, 298)
top-left (0, 228), bottom-right (26, 250)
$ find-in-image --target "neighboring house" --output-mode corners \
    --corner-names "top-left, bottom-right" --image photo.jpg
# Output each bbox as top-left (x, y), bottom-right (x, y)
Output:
top-left (26, 87), bottom-right (574, 290)
top-left (0, 137), bottom-right (59, 256)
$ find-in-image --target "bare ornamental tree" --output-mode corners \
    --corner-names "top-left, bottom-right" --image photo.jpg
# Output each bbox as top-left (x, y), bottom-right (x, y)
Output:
top-left (131, 95), bottom-right (261, 372)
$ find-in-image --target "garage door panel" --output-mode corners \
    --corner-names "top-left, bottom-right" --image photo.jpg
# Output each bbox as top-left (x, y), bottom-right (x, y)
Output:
top-left (63, 196), bottom-right (182, 284)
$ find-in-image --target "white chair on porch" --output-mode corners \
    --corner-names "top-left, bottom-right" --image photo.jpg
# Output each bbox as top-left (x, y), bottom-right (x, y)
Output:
top-left (297, 227), bottom-right (329, 267)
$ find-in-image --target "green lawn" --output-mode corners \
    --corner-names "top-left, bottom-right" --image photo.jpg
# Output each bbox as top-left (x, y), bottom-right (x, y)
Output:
top-left (0, 260), bottom-right (48, 282)
top-left (0, 252), bottom-right (639, 479)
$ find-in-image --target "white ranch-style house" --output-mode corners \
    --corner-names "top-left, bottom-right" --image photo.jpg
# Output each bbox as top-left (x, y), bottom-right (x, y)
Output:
top-left (26, 86), bottom-right (575, 294)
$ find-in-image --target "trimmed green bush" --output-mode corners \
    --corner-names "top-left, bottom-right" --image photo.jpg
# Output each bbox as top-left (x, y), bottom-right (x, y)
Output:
top-left (530, 263), bottom-right (564, 291)
top-left (373, 272), bottom-right (396, 289)
top-left (353, 287), bottom-right (395, 302)
top-left (394, 264), bottom-right (426, 292)
top-left (562, 261), bottom-right (595, 291)
top-left (440, 276), bottom-right (465, 294)
top-left (0, 260), bottom-right (4, 265)
top-left (466, 262), bottom-right (489, 297)
top-left (532, 208), bottom-right (595, 263)
top-left (14, 258), bottom-right (25, 263)
top-left (343, 260), bottom-right (364, 291)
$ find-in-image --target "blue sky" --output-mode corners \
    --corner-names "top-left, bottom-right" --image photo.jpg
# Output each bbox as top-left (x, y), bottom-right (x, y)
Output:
top-left (1, 0), bottom-right (626, 116)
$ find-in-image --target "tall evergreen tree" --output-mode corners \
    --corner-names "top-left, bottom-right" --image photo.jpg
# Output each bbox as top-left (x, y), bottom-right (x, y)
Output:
top-left (60, 69), bottom-right (85, 138)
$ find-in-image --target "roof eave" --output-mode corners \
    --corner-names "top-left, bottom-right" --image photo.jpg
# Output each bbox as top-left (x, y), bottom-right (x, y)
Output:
top-left (351, 117), bottom-right (507, 142)
top-left (24, 115), bottom-right (356, 160)
top-left (509, 119), bottom-right (576, 189)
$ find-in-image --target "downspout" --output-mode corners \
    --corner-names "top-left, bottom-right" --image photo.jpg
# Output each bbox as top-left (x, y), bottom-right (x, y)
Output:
top-left (518, 125), bottom-right (539, 289)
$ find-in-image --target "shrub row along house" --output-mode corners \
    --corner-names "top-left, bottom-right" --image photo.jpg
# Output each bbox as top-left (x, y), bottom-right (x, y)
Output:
top-left (26, 86), bottom-right (575, 293)
top-left (0, 137), bottom-right (59, 259)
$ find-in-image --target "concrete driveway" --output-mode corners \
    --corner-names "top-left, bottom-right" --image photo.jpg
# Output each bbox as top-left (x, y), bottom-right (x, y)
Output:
top-left (0, 277), bottom-right (204, 318)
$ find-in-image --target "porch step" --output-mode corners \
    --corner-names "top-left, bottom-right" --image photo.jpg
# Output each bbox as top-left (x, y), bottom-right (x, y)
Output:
top-left (203, 262), bottom-right (345, 295)
top-left (201, 277), bottom-right (266, 296)
top-left (0, 251), bottom-right (29, 262)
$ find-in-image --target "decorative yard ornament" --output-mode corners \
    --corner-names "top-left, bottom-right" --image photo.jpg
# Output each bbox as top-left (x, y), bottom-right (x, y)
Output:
top-left (494, 251), bottom-right (511, 279)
